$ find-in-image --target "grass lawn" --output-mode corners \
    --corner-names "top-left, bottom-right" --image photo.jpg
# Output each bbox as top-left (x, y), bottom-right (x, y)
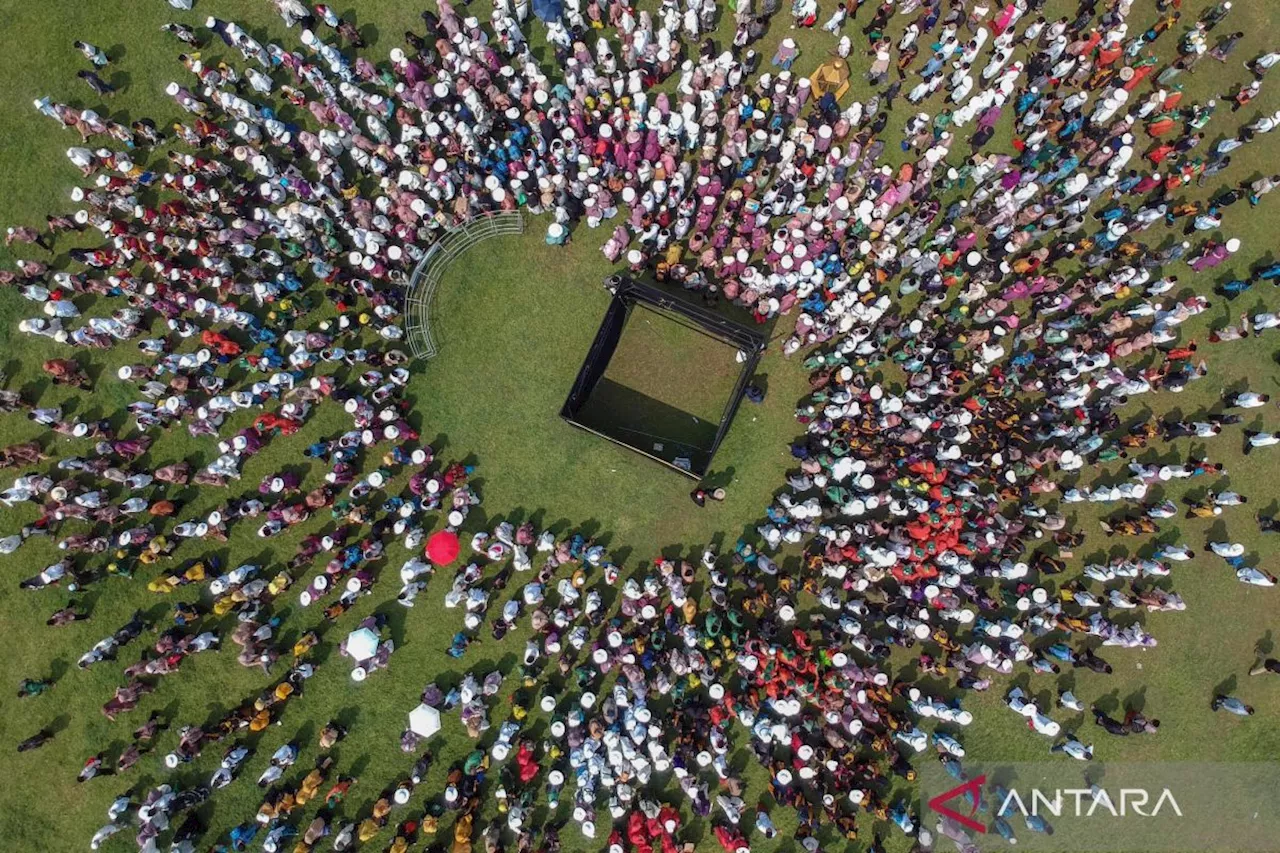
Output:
top-left (0, 1), bottom-right (1278, 853)
top-left (597, 303), bottom-right (746, 428)
top-left (417, 231), bottom-right (807, 549)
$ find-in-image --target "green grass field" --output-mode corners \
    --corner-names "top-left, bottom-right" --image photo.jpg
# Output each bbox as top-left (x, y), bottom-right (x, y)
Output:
top-left (1, 1), bottom-right (1280, 852)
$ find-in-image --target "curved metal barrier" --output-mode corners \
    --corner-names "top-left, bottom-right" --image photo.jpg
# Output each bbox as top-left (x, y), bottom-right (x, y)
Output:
top-left (404, 211), bottom-right (525, 360)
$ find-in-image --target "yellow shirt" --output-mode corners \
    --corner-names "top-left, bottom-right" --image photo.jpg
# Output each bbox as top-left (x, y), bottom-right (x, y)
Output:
top-left (147, 577), bottom-right (178, 594)
top-left (268, 572), bottom-right (292, 596)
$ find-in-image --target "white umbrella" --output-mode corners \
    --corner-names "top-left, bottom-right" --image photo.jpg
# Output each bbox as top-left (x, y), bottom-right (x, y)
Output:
top-left (346, 627), bottom-right (380, 662)
top-left (408, 703), bottom-right (441, 738)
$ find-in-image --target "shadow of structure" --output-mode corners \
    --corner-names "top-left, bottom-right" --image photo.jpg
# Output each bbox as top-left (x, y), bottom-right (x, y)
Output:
top-left (574, 378), bottom-right (720, 472)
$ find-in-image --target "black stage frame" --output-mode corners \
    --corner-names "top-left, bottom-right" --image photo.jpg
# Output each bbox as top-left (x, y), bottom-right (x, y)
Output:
top-left (561, 275), bottom-right (767, 479)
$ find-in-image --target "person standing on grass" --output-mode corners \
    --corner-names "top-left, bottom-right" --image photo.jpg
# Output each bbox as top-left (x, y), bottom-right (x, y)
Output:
top-left (16, 729), bottom-right (53, 752)
top-left (1226, 390), bottom-right (1269, 409)
top-left (1231, 79), bottom-right (1262, 111)
top-left (1250, 51), bottom-right (1280, 75)
top-left (78, 752), bottom-right (112, 782)
top-left (1051, 736), bottom-right (1094, 761)
top-left (1125, 708), bottom-right (1160, 734)
top-left (89, 823), bottom-right (123, 849)
top-left (690, 486), bottom-right (726, 506)
top-left (76, 70), bottom-right (115, 97)
top-left (1250, 658), bottom-right (1280, 676)
top-left (16, 677), bottom-right (53, 698)
top-left (1211, 695), bottom-right (1255, 716)
top-left (1209, 31), bottom-right (1243, 62)
top-left (1073, 647), bottom-right (1113, 675)
top-left (73, 40), bottom-right (109, 66)
top-left (1093, 708), bottom-right (1130, 736)
top-left (5, 225), bottom-right (49, 251)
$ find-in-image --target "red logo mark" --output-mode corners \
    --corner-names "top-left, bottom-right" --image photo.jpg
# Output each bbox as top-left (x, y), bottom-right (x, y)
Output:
top-left (928, 774), bottom-right (988, 833)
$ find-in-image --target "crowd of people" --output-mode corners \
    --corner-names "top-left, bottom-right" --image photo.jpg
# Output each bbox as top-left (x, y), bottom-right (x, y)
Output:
top-left (4, 0), bottom-right (1280, 850)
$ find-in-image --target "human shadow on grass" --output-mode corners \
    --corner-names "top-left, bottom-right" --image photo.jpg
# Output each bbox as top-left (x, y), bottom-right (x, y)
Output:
top-left (140, 601), bottom-right (171, 627)
top-left (346, 753), bottom-right (373, 782)
top-left (573, 379), bottom-right (720, 470)
top-left (1120, 406), bottom-right (1157, 437)
top-left (492, 506), bottom-right (532, 531)
top-left (1256, 631), bottom-right (1274, 659)
top-left (906, 667), bottom-right (956, 702)
top-left (1099, 542), bottom-right (1131, 562)
top-left (428, 653), bottom-right (518, 696)
top-left (1132, 442), bottom-right (1190, 468)
top-left (1124, 685), bottom-right (1148, 713)
top-left (424, 432), bottom-right (449, 455)
top-left (48, 656), bottom-right (71, 682)
top-left (701, 465), bottom-right (737, 491)
top-left (1093, 688), bottom-right (1121, 716)
top-left (539, 516), bottom-right (575, 540)
top-left (752, 371), bottom-right (771, 397)
top-left (1027, 681), bottom-right (1058, 714)
top-left (198, 702), bottom-right (235, 733)
top-left (609, 544), bottom-right (633, 569)
top-left (373, 599), bottom-right (410, 649)
top-left (19, 376), bottom-right (50, 406)
top-left (290, 721), bottom-right (318, 753)
top-left (76, 355), bottom-right (111, 390)
top-left (655, 541), bottom-right (690, 563)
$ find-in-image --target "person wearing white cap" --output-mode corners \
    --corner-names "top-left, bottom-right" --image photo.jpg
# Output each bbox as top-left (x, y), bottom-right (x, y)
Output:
top-left (546, 221), bottom-right (569, 245)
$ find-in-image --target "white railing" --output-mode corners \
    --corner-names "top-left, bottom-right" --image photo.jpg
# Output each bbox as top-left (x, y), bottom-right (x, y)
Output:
top-left (404, 210), bottom-right (525, 360)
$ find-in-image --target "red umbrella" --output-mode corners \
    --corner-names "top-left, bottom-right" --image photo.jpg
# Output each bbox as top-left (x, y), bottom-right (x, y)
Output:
top-left (426, 530), bottom-right (460, 564)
